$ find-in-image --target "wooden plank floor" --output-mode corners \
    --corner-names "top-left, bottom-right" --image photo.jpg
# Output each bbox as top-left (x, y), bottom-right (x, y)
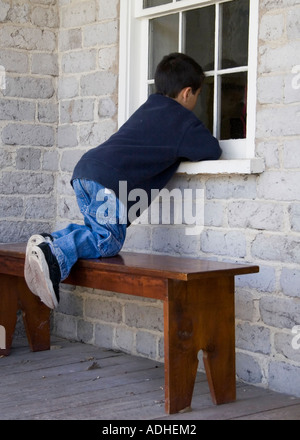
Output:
top-left (1, 337), bottom-right (300, 420)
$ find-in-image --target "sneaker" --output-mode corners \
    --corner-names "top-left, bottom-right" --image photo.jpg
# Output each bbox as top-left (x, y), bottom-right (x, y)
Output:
top-left (25, 242), bottom-right (61, 310)
top-left (26, 233), bottom-right (53, 256)
top-left (25, 234), bottom-right (54, 298)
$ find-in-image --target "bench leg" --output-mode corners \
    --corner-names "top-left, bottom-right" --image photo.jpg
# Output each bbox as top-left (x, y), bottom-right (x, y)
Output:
top-left (0, 275), bottom-right (19, 356)
top-left (164, 277), bottom-right (236, 414)
top-left (17, 276), bottom-right (51, 353)
top-left (0, 274), bottom-right (51, 356)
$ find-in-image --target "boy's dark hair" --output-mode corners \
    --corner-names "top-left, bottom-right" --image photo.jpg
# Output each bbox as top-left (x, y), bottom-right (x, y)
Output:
top-left (155, 52), bottom-right (205, 98)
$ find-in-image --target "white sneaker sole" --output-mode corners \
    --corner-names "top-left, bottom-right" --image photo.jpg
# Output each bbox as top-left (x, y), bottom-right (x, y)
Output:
top-left (25, 246), bottom-right (58, 310)
top-left (26, 234), bottom-right (49, 256)
top-left (25, 235), bottom-right (52, 299)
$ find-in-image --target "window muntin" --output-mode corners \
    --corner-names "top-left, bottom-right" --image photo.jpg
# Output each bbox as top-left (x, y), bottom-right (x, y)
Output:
top-left (144, 0), bottom-right (173, 8)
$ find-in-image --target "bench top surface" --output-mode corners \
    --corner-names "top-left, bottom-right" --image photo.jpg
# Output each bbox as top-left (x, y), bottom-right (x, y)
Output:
top-left (0, 242), bottom-right (259, 281)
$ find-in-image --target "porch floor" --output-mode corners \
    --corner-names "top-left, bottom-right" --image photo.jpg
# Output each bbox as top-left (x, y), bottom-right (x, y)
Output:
top-left (1, 337), bottom-right (300, 420)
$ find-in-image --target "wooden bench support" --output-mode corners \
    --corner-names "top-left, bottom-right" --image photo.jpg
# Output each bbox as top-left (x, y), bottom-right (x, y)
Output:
top-left (0, 273), bottom-right (50, 356)
top-left (164, 277), bottom-right (235, 413)
top-left (0, 243), bottom-right (259, 414)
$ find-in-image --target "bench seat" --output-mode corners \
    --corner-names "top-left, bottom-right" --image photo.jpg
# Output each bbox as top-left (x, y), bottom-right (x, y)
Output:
top-left (0, 242), bottom-right (259, 414)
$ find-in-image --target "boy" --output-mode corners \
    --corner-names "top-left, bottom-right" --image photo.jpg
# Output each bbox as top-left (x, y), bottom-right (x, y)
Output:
top-left (25, 52), bottom-right (222, 310)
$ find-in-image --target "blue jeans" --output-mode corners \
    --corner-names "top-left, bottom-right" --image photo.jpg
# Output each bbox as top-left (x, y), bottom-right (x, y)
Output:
top-left (50, 179), bottom-right (127, 281)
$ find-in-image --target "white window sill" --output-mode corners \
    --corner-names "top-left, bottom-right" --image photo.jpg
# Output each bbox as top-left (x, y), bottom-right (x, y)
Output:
top-left (177, 158), bottom-right (265, 175)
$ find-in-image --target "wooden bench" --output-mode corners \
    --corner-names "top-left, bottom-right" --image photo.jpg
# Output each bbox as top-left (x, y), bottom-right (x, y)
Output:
top-left (0, 242), bottom-right (259, 414)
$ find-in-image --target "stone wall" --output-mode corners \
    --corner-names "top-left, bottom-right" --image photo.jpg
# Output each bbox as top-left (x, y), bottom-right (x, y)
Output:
top-left (0, 0), bottom-right (300, 398)
top-left (0, 0), bottom-right (58, 242)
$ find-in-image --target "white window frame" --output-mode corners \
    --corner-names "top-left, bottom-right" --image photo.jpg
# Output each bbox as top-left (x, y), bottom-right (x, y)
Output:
top-left (118, 0), bottom-right (264, 175)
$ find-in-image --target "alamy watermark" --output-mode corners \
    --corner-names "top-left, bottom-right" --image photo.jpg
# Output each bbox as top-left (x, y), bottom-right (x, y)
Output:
top-left (96, 181), bottom-right (205, 236)
top-left (292, 65), bottom-right (300, 90)
top-left (292, 325), bottom-right (300, 350)
top-left (0, 325), bottom-right (5, 350)
top-left (0, 65), bottom-right (6, 91)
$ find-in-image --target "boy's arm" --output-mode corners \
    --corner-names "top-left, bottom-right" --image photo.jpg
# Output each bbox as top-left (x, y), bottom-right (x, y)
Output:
top-left (178, 120), bottom-right (222, 162)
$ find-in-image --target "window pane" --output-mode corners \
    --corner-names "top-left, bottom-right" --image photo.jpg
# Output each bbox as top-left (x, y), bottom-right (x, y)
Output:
top-left (148, 14), bottom-right (179, 79)
top-left (143, 0), bottom-right (172, 8)
top-left (220, 72), bottom-right (248, 140)
top-left (195, 75), bottom-right (214, 135)
top-left (184, 6), bottom-right (215, 72)
top-left (221, 0), bottom-right (249, 69)
top-left (148, 83), bottom-right (156, 95)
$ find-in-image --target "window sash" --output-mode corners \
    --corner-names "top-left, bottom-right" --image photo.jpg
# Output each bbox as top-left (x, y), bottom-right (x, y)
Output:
top-left (136, 0), bottom-right (221, 18)
top-left (119, 0), bottom-right (259, 161)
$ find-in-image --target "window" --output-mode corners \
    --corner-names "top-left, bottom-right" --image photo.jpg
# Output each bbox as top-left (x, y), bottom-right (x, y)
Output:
top-left (119, 0), bottom-right (264, 174)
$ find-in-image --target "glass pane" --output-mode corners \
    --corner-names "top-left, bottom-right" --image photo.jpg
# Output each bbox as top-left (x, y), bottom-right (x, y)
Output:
top-left (184, 6), bottom-right (215, 72)
top-left (144, 0), bottom-right (172, 8)
top-left (148, 14), bottom-right (179, 79)
top-left (148, 83), bottom-right (156, 95)
top-left (220, 72), bottom-right (248, 140)
top-left (221, 0), bottom-right (249, 69)
top-left (194, 76), bottom-right (214, 135)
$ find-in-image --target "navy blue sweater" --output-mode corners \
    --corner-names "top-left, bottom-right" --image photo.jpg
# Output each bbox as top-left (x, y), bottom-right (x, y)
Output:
top-left (72, 93), bottom-right (222, 225)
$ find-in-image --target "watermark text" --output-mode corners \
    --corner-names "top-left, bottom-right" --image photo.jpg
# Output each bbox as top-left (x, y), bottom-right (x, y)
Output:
top-left (292, 65), bottom-right (300, 90)
top-left (292, 325), bottom-right (300, 350)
